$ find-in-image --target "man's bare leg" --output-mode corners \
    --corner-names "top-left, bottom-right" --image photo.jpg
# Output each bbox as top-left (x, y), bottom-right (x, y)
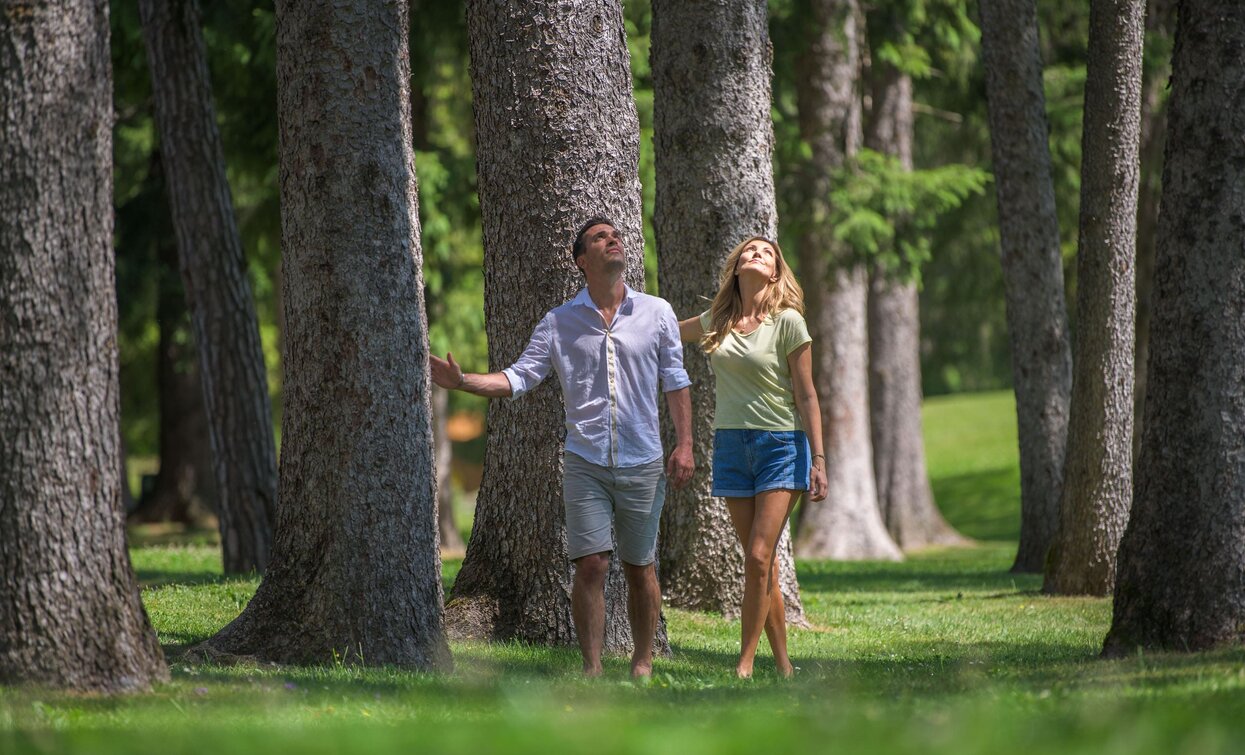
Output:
top-left (623, 561), bottom-right (661, 678)
top-left (571, 552), bottom-right (610, 676)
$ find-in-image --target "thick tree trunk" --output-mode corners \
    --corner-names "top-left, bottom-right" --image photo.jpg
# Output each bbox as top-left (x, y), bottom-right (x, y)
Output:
top-left (192, 0), bottom-right (450, 670)
top-left (138, 0), bottom-right (277, 573)
top-left (791, 0), bottom-right (901, 561)
top-left (0, 0), bottom-right (168, 692)
top-left (979, 0), bottom-right (1073, 573)
top-left (1103, 0), bottom-right (1245, 655)
top-left (447, 0), bottom-right (668, 656)
top-left (432, 386), bottom-right (465, 553)
top-left (1043, 0), bottom-right (1143, 596)
top-left (865, 61), bottom-right (968, 552)
top-left (650, 0), bottom-right (806, 624)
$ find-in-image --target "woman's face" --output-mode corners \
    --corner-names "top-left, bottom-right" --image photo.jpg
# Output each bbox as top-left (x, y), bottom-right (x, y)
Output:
top-left (734, 239), bottom-right (778, 282)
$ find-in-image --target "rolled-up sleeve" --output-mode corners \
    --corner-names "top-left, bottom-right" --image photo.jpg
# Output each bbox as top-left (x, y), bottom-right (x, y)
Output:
top-left (501, 314), bottom-right (554, 399)
top-left (658, 304), bottom-right (692, 392)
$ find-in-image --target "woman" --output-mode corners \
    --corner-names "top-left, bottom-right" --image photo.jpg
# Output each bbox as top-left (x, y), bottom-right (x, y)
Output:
top-left (679, 236), bottom-right (827, 679)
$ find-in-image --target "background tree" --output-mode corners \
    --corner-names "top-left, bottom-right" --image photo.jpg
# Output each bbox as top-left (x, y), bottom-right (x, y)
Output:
top-left (1132, 0), bottom-right (1176, 457)
top-left (788, 0), bottom-right (902, 561)
top-left (0, 0), bottom-right (167, 691)
top-left (978, 0), bottom-right (1073, 572)
top-left (864, 2), bottom-right (969, 551)
top-left (1103, 0), bottom-right (1245, 655)
top-left (1043, 0), bottom-right (1143, 596)
top-left (138, 0), bottom-right (277, 572)
top-left (120, 151), bottom-right (216, 526)
top-left (445, 0), bottom-right (667, 655)
top-left (192, 0), bottom-right (450, 669)
top-left (651, 0), bottom-right (806, 623)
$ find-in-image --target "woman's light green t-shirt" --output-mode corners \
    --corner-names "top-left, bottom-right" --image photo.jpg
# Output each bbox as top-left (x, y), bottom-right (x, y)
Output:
top-left (699, 308), bottom-right (812, 431)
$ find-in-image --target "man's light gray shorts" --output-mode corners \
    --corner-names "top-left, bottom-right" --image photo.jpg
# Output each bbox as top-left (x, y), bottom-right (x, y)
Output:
top-left (563, 452), bottom-right (666, 566)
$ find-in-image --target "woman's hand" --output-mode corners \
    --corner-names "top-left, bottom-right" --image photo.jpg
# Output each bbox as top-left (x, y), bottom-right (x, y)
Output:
top-left (809, 459), bottom-right (828, 502)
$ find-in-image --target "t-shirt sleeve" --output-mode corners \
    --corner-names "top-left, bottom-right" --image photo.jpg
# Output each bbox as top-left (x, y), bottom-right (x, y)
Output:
top-left (780, 310), bottom-right (812, 356)
top-left (698, 309), bottom-right (711, 331)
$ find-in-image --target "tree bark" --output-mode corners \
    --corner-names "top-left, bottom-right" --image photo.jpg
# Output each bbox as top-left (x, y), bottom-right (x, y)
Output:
top-left (979, 0), bottom-right (1073, 573)
top-left (864, 56), bottom-right (968, 552)
top-left (1043, 0), bottom-right (1143, 596)
top-left (0, 0), bottom-right (168, 692)
top-left (447, 0), bottom-right (669, 656)
top-left (650, 0), bottom-right (806, 624)
top-left (791, 0), bottom-right (902, 561)
top-left (432, 386), bottom-right (465, 553)
top-left (138, 0), bottom-right (277, 573)
top-left (1103, 0), bottom-right (1245, 655)
top-left (191, 0), bottom-right (450, 670)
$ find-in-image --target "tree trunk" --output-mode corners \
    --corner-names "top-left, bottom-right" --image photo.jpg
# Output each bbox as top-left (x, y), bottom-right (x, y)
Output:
top-left (650, 0), bottom-right (806, 624)
top-left (0, 0), bottom-right (168, 692)
top-left (791, 0), bottom-right (902, 561)
top-left (1132, 0), bottom-right (1175, 460)
top-left (191, 0), bottom-right (450, 670)
top-left (1044, 0), bottom-right (1143, 596)
top-left (864, 59), bottom-right (968, 552)
top-left (979, 0), bottom-right (1073, 573)
top-left (447, 0), bottom-right (669, 656)
top-left (1103, 0), bottom-right (1245, 655)
top-left (138, 0), bottom-right (277, 573)
top-left (132, 159), bottom-right (217, 525)
top-left (432, 386), bottom-right (465, 553)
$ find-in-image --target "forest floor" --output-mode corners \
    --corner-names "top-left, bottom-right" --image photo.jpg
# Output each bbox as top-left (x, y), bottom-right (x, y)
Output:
top-left (4, 391), bottom-right (1244, 754)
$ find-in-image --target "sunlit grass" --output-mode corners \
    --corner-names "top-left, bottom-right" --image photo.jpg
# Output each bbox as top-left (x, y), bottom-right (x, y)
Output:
top-left (4, 390), bottom-right (1244, 754)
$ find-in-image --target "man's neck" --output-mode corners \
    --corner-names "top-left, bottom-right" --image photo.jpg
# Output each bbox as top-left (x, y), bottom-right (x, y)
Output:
top-left (586, 274), bottom-right (626, 312)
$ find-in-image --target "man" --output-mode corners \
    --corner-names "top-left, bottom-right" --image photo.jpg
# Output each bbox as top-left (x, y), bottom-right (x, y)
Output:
top-left (430, 217), bottom-right (693, 678)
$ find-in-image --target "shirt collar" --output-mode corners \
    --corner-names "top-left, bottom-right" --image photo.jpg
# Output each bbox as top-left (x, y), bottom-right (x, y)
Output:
top-left (572, 284), bottom-right (636, 310)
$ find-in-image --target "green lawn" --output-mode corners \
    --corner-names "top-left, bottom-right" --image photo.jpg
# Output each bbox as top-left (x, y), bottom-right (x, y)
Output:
top-left (4, 390), bottom-right (1244, 754)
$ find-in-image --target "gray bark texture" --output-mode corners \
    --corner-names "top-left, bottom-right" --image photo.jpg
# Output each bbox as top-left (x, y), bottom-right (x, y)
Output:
top-left (1103, 0), bottom-right (1245, 655)
top-left (864, 60), bottom-right (968, 552)
top-left (978, 0), bottom-right (1073, 573)
top-left (651, 0), bottom-right (805, 624)
top-left (791, 0), bottom-right (902, 561)
top-left (1044, 0), bottom-right (1143, 596)
top-left (447, 0), bottom-right (669, 656)
top-left (432, 386), bottom-right (465, 553)
top-left (0, 0), bottom-right (168, 692)
top-left (138, 0), bottom-right (277, 573)
top-left (191, 0), bottom-right (450, 670)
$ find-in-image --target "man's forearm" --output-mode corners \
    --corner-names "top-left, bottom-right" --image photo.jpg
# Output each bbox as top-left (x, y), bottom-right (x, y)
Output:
top-left (458, 371), bottom-right (513, 398)
top-left (665, 386), bottom-right (693, 448)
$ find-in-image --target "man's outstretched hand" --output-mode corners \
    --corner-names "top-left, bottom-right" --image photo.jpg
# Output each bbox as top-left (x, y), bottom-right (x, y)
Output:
top-left (430, 352), bottom-right (464, 390)
top-left (666, 443), bottom-right (693, 489)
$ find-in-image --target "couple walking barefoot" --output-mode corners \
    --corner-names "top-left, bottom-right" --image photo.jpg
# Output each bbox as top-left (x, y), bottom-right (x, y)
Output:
top-left (431, 218), bottom-right (826, 679)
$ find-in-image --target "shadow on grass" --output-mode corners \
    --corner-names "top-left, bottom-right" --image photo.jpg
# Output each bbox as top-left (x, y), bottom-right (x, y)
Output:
top-left (796, 561), bottom-right (1041, 596)
top-left (932, 466), bottom-right (1021, 542)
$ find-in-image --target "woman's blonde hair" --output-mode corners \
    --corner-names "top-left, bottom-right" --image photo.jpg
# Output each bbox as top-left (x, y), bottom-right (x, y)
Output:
top-left (701, 236), bottom-right (804, 355)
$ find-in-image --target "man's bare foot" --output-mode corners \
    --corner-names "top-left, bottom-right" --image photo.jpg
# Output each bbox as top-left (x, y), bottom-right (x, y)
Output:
top-left (583, 663), bottom-right (603, 678)
top-left (630, 658), bottom-right (653, 679)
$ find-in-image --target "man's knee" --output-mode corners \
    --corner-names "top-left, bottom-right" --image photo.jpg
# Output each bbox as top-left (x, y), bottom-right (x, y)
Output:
top-left (574, 552), bottom-right (610, 584)
top-left (622, 560), bottom-right (658, 588)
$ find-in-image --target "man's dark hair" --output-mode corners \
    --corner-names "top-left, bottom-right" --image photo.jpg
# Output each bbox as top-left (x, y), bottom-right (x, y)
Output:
top-left (572, 216), bottom-right (617, 261)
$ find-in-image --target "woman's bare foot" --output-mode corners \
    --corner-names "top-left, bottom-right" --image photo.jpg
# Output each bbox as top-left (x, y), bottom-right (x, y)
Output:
top-left (776, 660), bottom-right (794, 679)
top-left (735, 662), bottom-right (754, 679)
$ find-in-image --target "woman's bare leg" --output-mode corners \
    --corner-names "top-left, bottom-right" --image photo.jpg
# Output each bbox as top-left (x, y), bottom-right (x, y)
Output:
top-left (726, 490), bottom-right (799, 678)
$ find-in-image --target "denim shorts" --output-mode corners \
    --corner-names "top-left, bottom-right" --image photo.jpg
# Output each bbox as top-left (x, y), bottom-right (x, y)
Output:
top-left (711, 429), bottom-right (810, 498)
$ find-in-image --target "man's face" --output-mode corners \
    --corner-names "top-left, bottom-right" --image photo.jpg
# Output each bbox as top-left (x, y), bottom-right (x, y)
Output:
top-left (576, 223), bottom-right (626, 279)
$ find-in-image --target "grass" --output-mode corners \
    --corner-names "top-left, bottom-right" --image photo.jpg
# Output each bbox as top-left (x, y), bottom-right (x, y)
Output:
top-left (4, 390), bottom-right (1244, 754)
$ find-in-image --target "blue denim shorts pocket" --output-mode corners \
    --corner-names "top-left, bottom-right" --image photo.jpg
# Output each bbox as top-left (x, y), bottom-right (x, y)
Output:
top-left (712, 429), bottom-right (810, 498)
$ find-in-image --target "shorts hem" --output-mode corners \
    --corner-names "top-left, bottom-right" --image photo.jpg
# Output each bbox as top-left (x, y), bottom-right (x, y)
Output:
top-left (711, 487), bottom-right (757, 498)
top-left (754, 482), bottom-right (808, 495)
top-left (567, 546), bottom-right (612, 562)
